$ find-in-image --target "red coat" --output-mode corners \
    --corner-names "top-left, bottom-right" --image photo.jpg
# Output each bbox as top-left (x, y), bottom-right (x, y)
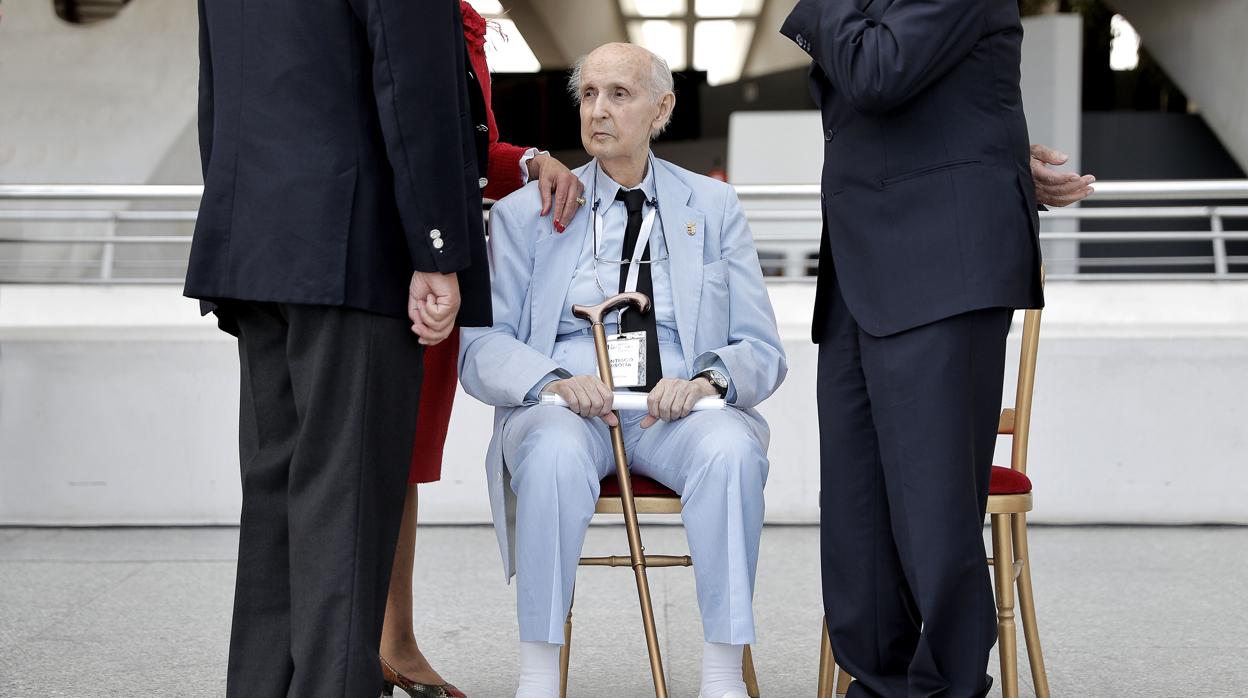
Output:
top-left (410, 2), bottom-right (531, 483)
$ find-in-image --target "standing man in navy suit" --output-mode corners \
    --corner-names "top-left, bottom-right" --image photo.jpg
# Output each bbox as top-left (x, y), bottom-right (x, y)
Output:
top-left (783, 1), bottom-right (1046, 695)
top-left (185, 0), bottom-right (490, 695)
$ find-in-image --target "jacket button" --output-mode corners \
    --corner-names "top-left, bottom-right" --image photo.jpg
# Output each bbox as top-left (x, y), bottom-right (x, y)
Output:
top-left (430, 229), bottom-right (441, 239)
top-left (432, 238), bottom-right (445, 250)
top-left (824, 129), bottom-right (834, 142)
top-left (479, 177), bottom-right (488, 189)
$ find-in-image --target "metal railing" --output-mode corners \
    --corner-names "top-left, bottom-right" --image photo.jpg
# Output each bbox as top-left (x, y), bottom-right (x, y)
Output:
top-left (2, 180), bottom-right (1247, 283)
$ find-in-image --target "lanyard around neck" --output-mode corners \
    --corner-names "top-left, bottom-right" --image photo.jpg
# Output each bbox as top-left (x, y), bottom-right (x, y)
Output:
top-left (589, 158), bottom-right (663, 327)
top-left (593, 199), bottom-right (658, 295)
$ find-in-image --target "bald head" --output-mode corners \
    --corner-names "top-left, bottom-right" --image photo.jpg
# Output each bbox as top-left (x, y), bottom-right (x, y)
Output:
top-left (570, 44), bottom-right (674, 106)
top-left (569, 43), bottom-right (675, 137)
top-left (568, 43), bottom-right (676, 179)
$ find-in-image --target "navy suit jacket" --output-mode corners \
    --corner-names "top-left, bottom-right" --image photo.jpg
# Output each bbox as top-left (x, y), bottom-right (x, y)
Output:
top-left (185, 0), bottom-right (491, 328)
top-left (782, 0), bottom-right (1044, 339)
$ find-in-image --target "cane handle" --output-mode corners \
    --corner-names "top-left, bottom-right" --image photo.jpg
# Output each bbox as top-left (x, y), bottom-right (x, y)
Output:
top-left (571, 291), bottom-right (651, 325)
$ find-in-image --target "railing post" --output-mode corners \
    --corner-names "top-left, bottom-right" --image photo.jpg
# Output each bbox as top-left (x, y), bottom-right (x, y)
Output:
top-left (786, 248), bottom-right (807, 278)
top-left (1210, 208), bottom-right (1228, 277)
top-left (100, 213), bottom-right (117, 281)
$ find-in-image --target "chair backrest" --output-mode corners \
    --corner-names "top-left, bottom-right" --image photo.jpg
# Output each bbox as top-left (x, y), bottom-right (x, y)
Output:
top-left (998, 305), bottom-right (1043, 476)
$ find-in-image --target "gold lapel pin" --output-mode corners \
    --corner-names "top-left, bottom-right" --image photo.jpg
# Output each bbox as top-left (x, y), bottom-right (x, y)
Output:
top-left (686, 221), bottom-right (697, 236)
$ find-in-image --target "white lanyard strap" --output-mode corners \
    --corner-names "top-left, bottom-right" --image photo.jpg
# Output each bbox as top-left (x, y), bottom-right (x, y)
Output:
top-left (593, 201), bottom-right (657, 294)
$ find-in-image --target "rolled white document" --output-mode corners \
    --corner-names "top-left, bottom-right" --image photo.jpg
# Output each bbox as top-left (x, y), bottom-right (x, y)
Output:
top-left (540, 391), bottom-right (725, 412)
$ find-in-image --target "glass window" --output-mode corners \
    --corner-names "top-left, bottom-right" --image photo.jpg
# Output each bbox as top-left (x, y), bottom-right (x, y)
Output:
top-left (694, 19), bottom-right (754, 85)
top-left (483, 18), bottom-right (542, 73)
top-left (464, 2), bottom-right (542, 73)
top-left (694, 0), bottom-right (762, 18)
top-left (627, 20), bottom-right (689, 71)
top-left (465, 0), bottom-right (504, 14)
top-left (621, 0), bottom-right (687, 18)
top-left (1109, 14), bottom-right (1140, 72)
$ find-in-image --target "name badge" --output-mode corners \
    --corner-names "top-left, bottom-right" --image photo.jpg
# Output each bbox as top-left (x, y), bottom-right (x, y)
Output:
top-left (606, 331), bottom-right (647, 388)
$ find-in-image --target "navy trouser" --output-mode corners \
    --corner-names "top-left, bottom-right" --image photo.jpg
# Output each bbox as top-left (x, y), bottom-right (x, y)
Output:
top-left (817, 273), bottom-right (1011, 698)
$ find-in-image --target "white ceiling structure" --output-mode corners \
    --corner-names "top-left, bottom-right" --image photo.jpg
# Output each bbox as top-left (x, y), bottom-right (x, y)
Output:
top-left (467, 0), bottom-right (809, 84)
top-left (473, 0), bottom-right (1248, 170)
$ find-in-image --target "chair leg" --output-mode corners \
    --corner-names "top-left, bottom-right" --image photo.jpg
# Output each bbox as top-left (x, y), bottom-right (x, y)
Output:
top-left (559, 593), bottom-right (574, 698)
top-left (991, 513), bottom-right (1019, 698)
top-left (742, 644), bottom-right (760, 698)
top-left (835, 666), bottom-right (853, 696)
top-left (817, 617), bottom-right (834, 698)
top-left (1013, 514), bottom-right (1051, 698)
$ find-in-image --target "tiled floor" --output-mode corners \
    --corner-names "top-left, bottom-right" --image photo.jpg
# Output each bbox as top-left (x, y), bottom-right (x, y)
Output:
top-left (1, 524), bottom-right (1245, 697)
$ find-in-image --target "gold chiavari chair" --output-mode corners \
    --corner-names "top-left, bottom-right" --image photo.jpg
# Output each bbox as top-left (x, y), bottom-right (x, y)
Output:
top-left (559, 473), bottom-right (761, 698)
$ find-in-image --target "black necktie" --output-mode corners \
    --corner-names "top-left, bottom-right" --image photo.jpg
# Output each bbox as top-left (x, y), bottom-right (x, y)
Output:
top-left (616, 188), bottom-right (662, 392)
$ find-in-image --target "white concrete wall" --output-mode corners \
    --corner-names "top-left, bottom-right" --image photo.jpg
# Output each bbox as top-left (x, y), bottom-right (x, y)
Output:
top-left (3, 282), bottom-right (1246, 526)
top-left (1020, 14), bottom-right (1084, 275)
top-left (727, 111), bottom-right (824, 184)
top-left (0, 0), bottom-right (200, 280)
top-left (0, 0), bottom-right (199, 184)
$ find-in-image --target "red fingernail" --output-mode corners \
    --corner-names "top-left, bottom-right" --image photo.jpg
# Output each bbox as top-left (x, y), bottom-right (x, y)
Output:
top-left (555, 221), bottom-right (565, 233)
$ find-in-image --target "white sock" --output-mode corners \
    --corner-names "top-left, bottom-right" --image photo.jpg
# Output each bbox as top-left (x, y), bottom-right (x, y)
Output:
top-left (516, 641), bottom-right (561, 698)
top-left (700, 642), bottom-right (747, 698)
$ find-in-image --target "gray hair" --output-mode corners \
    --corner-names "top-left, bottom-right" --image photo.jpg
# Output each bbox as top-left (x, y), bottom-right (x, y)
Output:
top-left (567, 46), bottom-right (675, 138)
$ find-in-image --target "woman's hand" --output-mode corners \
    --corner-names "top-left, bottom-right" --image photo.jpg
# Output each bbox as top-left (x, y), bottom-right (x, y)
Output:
top-left (528, 153), bottom-right (585, 233)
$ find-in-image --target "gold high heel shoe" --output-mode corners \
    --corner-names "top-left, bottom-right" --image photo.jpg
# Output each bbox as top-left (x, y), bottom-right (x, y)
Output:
top-left (380, 655), bottom-right (465, 698)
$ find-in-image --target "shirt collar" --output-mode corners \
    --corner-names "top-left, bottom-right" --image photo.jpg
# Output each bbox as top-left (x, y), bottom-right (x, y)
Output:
top-left (591, 154), bottom-right (657, 211)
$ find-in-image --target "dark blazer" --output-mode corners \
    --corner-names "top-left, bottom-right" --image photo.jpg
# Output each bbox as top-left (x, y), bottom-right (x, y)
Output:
top-left (186, 0), bottom-right (491, 328)
top-left (782, 0), bottom-right (1044, 339)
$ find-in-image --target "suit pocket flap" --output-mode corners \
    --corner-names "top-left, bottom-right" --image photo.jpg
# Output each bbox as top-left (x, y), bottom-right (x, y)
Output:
top-left (703, 259), bottom-right (729, 283)
top-left (881, 159), bottom-right (982, 187)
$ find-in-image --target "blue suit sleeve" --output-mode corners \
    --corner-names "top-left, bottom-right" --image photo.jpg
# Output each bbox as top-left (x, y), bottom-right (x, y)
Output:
top-left (692, 187), bottom-right (787, 408)
top-left (694, 358), bottom-right (738, 404)
top-left (524, 369), bottom-right (574, 405)
top-left (781, 0), bottom-right (986, 114)
top-left (459, 198), bottom-right (574, 407)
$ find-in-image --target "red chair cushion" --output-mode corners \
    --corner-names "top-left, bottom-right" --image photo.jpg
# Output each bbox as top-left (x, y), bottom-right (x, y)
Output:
top-left (989, 466), bottom-right (1033, 495)
top-left (600, 474), bottom-right (678, 498)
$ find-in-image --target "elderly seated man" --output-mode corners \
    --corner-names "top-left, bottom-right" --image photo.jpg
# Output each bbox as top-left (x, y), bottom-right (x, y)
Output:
top-left (459, 42), bottom-right (786, 698)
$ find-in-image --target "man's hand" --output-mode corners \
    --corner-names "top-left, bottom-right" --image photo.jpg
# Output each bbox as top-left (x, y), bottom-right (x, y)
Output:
top-left (528, 153), bottom-right (585, 234)
top-left (1031, 144), bottom-right (1096, 208)
top-left (408, 271), bottom-right (460, 345)
top-left (544, 375), bottom-right (617, 426)
top-left (640, 377), bottom-right (718, 429)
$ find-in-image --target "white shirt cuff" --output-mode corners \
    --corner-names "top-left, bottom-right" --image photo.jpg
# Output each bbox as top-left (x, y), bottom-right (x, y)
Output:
top-left (519, 148), bottom-right (548, 185)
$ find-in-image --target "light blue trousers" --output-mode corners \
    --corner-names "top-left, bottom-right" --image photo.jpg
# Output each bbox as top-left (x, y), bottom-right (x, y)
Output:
top-left (501, 335), bottom-right (769, 645)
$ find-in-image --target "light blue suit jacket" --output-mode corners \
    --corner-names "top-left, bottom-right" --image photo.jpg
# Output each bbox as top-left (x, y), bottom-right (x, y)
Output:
top-left (459, 156), bottom-right (787, 578)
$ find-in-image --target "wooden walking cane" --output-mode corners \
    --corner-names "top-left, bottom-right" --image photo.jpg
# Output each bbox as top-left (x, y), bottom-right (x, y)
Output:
top-left (571, 291), bottom-right (669, 698)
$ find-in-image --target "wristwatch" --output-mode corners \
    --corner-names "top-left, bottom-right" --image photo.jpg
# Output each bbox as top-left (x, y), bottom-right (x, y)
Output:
top-left (696, 369), bottom-right (729, 398)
